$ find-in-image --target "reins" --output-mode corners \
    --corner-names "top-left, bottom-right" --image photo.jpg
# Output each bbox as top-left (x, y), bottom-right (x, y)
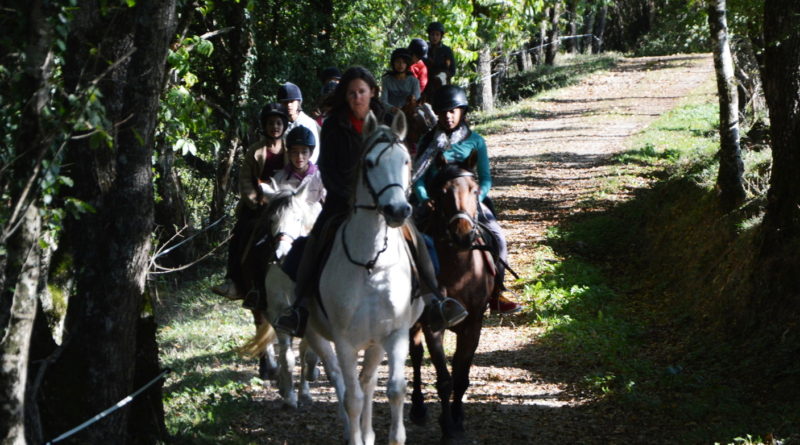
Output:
top-left (343, 126), bottom-right (408, 272)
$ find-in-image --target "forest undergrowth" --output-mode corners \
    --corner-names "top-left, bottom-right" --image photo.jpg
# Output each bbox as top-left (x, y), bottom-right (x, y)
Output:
top-left (519, 86), bottom-right (800, 444)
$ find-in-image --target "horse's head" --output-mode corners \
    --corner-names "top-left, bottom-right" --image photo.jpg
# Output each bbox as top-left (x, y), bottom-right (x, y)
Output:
top-left (430, 150), bottom-right (480, 249)
top-left (357, 111), bottom-right (412, 227)
top-left (260, 179), bottom-right (318, 261)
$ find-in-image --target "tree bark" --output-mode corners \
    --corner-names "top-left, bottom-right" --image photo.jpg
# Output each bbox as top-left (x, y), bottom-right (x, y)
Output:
top-left (477, 46), bottom-right (494, 112)
top-left (546, 2), bottom-right (562, 65)
top-left (592, 4), bottom-right (607, 53)
top-left (582, 0), bottom-right (595, 54)
top-left (40, 1), bottom-right (176, 443)
top-left (708, 0), bottom-right (746, 211)
top-left (516, 43), bottom-right (533, 72)
top-left (537, 19), bottom-right (547, 64)
top-left (761, 0), bottom-right (800, 245)
top-left (0, 205), bottom-right (41, 445)
top-left (0, 1), bottom-right (54, 439)
top-left (565, 0), bottom-right (579, 54)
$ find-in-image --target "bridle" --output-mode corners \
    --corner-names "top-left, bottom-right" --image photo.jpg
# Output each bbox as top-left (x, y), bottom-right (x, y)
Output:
top-left (344, 127), bottom-right (408, 273)
top-left (433, 170), bottom-right (480, 247)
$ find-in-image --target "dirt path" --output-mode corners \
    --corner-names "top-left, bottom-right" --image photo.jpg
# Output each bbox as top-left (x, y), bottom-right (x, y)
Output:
top-left (244, 54), bottom-right (715, 444)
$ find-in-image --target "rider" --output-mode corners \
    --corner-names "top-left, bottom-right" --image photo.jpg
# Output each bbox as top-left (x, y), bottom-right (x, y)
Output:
top-left (273, 66), bottom-right (468, 337)
top-left (407, 38), bottom-right (429, 94)
top-left (212, 102), bottom-right (288, 301)
top-left (413, 85), bottom-right (522, 314)
top-left (278, 82), bottom-right (322, 164)
top-left (272, 126), bottom-right (326, 207)
top-left (426, 21), bottom-right (456, 85)
top-left (380, 48), bottom-right (421, 125)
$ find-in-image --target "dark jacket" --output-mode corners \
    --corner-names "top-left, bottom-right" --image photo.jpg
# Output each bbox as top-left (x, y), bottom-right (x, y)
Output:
top-left (314, 100), bottom-right (385, 233)
top-left (426, 43), bottom-right (456, 79)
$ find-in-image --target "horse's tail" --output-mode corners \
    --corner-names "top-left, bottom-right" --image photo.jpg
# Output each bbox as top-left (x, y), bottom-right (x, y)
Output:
top-left (239, 322), bottom-right (277, 359)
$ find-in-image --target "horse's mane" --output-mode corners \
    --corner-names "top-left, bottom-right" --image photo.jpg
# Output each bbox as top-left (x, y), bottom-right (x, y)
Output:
top-left (430, 162), bottom-right (475, 195)
top-left (266, 189), bottom-right (295, 221)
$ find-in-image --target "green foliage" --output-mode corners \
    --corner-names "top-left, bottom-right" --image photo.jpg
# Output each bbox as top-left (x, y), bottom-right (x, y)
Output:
top-left (632, 1), bottom-right (710, 56)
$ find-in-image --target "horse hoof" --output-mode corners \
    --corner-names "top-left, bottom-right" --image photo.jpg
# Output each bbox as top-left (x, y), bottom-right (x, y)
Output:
top-left (409, 404), bottom-right (427, 425)
top-left (281, 398), bottom-right (298, 411)
top-left (299, 392), bottom-right (313, 404)
top-left (259, 360), bottom-right (278, 381)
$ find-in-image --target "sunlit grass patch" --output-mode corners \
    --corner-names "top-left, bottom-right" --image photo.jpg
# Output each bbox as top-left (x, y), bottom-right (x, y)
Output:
top-left (156, 270), bottom-right (258, 443)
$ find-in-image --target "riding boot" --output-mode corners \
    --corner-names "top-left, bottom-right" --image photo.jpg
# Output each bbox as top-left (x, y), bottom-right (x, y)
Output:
top-left (404, 222), bottom-right (468, 330)
top-left (274, 212), bottom-right (344, 337)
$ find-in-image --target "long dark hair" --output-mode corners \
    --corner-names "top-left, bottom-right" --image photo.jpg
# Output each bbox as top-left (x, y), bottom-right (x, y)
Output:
top-left (330, 66), bottom-right (384, 119)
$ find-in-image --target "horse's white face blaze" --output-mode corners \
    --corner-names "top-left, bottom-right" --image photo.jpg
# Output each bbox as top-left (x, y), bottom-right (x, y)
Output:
top-left (363, 141), bottom-right (411, 227)
top-left (360, 111), bottom-right (412, 227)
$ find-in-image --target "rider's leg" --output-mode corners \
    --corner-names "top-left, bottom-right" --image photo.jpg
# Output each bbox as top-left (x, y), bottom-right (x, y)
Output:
top-left (405, 222), bottom-right (468, 330)
top-left (212, 213), bottom-right (248, 300)
top-left (478, 201), bottom-right (521, 314)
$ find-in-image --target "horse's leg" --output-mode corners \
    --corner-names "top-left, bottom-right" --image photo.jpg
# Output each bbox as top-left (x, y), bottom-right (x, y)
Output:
top-left (276, 332), bottom-right (298, 409)
top-left (303, 339), bottom-right (321, 382)
top-left (423, 325), bottom-right (455, 441)
top-left (253, 309), bottom-right (278, 380)
top-left (359, 345), bottom-right (383, 445)
top-left (409, 325), bottom-right (428, 425)
top-left (385, 330), bottom-right (410, 445)
top-left (337, 342), bottom-right (364, 445)
top-left (298, 338), bottom-right (317, 404)
top-left (450, 320), bottom-right (482, 434)
top-left (305, 329), bottom-right (349, 440)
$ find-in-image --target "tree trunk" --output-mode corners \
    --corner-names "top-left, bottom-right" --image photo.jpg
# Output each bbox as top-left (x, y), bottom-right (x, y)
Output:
top-left (761, 0), bottom-right (800, 246)
top-left (0, 205), bottom-right (41, 445)
top-left (593, 4), bottom-right (607, 53)
top-left (477, 46), bottom-right (494, 112)
top-left (209, 4), bottom-right (252, 234)
top-left (582, 0), bottom-right (595, 54)
top-left (516, 43), bottom-right (533, 72)
top-left (154, 136), bottom-right (194, 270)
top-left (537, 19), bottom-right (547, 65)
top-left (0, 1), bottom-right (54, 439)
top-left (565, 0), bottom-right (579, 54)
top-left (546, 2), bottom-right (561, 65)
top-left (40, 1), bottom-right (176, 443)
top-left (708, 0), bottom-right (746, 211)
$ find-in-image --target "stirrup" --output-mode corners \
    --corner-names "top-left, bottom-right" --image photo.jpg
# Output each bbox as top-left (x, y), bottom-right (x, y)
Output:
top-left (273, 306), bottom-right (308, 338)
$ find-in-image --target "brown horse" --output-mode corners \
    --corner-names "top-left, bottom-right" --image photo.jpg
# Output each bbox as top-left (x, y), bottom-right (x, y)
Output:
top-left (409, 151), bottom-right (499, 444)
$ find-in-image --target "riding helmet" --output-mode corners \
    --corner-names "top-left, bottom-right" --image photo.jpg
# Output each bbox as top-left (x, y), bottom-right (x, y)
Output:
top-left (427, 21), bottom-right (445, 34)
top-left (432, 85), bottom-right (469, 114)
top-left (259, 102), bottom-right (289, 133)
top-left (286, 126), bottom-right (316, 151)
top-left (390, 48), bottom-right (412, 67)
top-left (408, 38), bottom-right (428, 59)
top-left (277, 82), bottom-right (303, 102)
top-left (319, 66), bottom-right (342, 81)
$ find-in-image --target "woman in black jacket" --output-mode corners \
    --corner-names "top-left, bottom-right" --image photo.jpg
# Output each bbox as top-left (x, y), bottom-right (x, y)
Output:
top-left (275, 66), bottom-right (466, 337)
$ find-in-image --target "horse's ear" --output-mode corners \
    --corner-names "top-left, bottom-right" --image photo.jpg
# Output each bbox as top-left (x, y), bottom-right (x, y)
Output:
top-left (435, 151), bottom-right (448, 169)
top-left (391, 109), bottom-right (407, 142)
top-left (294, 177), bottom-right (311, 201)
top-left (465, 149), bottom-right (478, 171)
top-left (363, 111), bottom-right (378, 138)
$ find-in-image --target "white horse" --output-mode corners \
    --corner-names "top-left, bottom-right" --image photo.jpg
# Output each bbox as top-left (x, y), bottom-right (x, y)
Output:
top-left (241, 179), bottom-right (340, 410)
top-left (308, 111), bottom-right (423, 445)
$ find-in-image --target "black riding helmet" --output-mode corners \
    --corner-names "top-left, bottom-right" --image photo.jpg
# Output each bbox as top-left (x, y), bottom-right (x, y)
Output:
top-left (427, 21), bottom-right (445, 34)
top-left (319, 66), bottom-right (342, 82)
top-left (277, 82), bottom-right (303, 102)
top-left (432, 85), bottom-right (468, 114)
top-left (286, 126), bottom-right (316, 152)
top-left (259, 102), bottom-right (289, 135)
top-left (390, 48), bottom-right (412, 67)
top-left (408, 38), bottom-right (428, 59)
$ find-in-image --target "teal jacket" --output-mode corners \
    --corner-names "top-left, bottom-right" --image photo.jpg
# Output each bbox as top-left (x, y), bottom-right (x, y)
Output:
top-left (413, 129), bottom-right (491, 202)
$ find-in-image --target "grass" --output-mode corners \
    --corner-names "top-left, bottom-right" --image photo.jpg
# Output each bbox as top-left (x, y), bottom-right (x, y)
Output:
top-left (156, 270), bottom-right (262, 443)
top-left (514, 79), bottom-right (799, 443)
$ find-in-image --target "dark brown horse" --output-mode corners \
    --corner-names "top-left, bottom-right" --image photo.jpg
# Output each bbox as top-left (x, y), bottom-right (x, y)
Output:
top-left (409, 151), bottom-right (499, 444)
